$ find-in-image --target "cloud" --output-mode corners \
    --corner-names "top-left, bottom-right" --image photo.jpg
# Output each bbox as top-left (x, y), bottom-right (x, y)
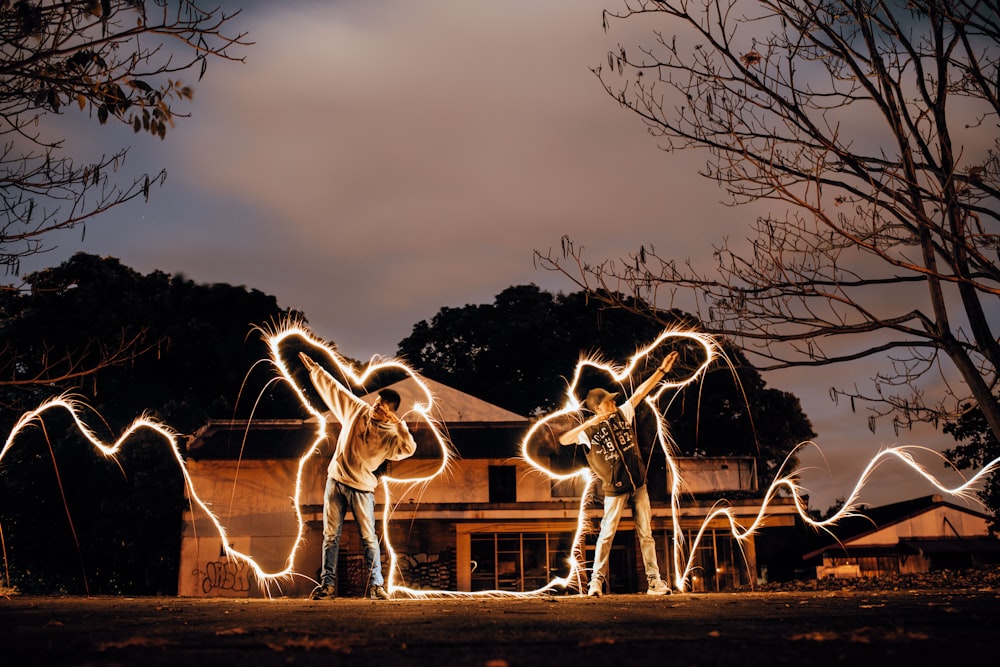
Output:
top-left (15, 0), bottom-right (983, 512)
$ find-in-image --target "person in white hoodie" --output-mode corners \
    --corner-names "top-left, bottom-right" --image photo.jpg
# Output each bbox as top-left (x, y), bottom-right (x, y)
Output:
top-left (299, 352), bottom-right (417, 600)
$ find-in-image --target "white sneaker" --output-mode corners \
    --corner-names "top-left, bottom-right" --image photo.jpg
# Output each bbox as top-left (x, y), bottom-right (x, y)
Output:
top-left (647, 579), bottom-right (671, 595)
top-left (587, 586), bottom-right (602, 597)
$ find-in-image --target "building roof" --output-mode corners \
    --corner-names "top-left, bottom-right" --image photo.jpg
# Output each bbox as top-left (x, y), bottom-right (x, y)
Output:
top-left (362, 374), bottom-right (528, 424)
top-left (186, 419), bottom-right (317, 460)
top-left (803, 494), bottom-right (995, 560)
top-left (187, 375), bottom-right (528, 460)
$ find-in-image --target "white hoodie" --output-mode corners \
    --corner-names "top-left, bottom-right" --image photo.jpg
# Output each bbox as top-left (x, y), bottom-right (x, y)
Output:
top-left (307, 365), bottom-right (417, 493)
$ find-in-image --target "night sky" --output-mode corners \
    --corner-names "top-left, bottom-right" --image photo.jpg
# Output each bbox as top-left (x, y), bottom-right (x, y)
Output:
top-left (16, 0), bottom-right (983, 512)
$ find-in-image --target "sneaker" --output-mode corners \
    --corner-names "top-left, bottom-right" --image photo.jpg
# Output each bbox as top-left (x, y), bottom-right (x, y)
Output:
top-left (587, 581), bottom-right (603, 597)
top-left (309, 584), bottom-right (335, 600)
top-left (369, 584), bottom-right (390, 600)
top-left (646, 579), bottom-right (671, 596)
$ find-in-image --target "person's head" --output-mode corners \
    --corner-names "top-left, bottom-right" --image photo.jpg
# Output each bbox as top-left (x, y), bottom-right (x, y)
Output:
top-left (378, 388), bottom-right (401, 412)
top-left (371, 388), bottom-right (402, 422)
top-left (584, 387), bottom-right (618, 416)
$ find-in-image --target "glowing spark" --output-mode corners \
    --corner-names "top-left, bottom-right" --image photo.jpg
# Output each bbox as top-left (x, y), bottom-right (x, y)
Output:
top-left (0, 320), bottom-right (458, 598)
top-left (0, 395), bottom-right (292, 593)
top-left (263, 321), bottom-right (456, 598)
top-left (519, 327), bottom-right (1000, 593)
top-left (668, 443), bottom-right (1000, 590)
top-left (519, 327), bottom-right (718, 593)
top-left (3, 320), bottom-right (999, 598)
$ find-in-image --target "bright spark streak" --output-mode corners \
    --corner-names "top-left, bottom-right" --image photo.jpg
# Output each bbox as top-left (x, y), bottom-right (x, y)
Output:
top-left (3, 321), bottom-right (999, 598)
top-left (519, 327), bottom-right (717, 593)
top-left (519, 327), bottom-right (1000, 593)
top-left (0, 395), bottom-right (294, 594)
top-left (263, 320), bottom-right (462, 598)
top-left (0, 319), bottom-right (460, 598)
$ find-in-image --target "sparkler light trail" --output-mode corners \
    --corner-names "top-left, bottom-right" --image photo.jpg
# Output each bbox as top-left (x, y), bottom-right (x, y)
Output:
top-left (263, 320), bottom-right (455, 598)
top-left (0, 395), bottom-right (296, 593)
top-left (519, 327), bottom-right (1000, 593)
top-left (519, 327), bottom-right (719, 593)
top-left (2, 321), bottom-right (999, 598)
top-left (0, 320), bottom-right (455, 598)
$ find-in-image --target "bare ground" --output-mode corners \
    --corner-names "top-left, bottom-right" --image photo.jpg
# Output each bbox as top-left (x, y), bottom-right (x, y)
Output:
top-left (3, 575), bottom-right (999, 667)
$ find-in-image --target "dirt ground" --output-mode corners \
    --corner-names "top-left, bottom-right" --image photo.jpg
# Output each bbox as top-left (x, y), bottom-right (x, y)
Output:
top-left (3, 587), bottom-right (999, 667)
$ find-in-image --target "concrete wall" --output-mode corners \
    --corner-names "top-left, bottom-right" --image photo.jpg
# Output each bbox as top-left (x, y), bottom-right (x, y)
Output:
top-left (178, 459), bottom-right (322, 597)
top-left (670, 457), bottom-right (758, 494)
top-left (388, 457), bottom-right (555, 503)
top-left (177, 453), bottom-right (768, 596)
top-left (178, 455), bottom-right (555, 596)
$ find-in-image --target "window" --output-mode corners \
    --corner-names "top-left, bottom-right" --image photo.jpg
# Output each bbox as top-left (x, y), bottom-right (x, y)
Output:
top-left (488, 465), bottom-right (517, 503)
top-left (470, 531), bottom-right (577, 592)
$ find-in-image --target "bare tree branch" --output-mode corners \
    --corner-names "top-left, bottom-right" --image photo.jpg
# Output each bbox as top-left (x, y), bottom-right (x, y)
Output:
top-left (1, 0), bottom-right (251, 273)
top-left (537, 0), bottom-right (1000, 439)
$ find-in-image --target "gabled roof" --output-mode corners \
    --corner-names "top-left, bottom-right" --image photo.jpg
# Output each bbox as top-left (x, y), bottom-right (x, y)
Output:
top-left (362, 374), bottom-right (528, 424)
top-left (187, 375), bottom-right (528, 460)
top-left (186, 419), bottom-right (317, 460)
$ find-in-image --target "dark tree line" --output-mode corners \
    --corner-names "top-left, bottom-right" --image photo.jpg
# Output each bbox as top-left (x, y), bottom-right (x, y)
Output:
top-left (0, 253), bottom-right (299, 594)
top-left (397, 284), bottom-right (816, 484)
top-left (0, 257), bottom-right (816, 594)
top-left (945, 402), bottom-right (1000, 531)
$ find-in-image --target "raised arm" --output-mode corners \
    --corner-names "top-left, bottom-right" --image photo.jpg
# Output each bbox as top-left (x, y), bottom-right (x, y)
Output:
top-left (299, 352), bottom-right (365, 420)
top-left (558, 351), bottom-right (679, 445)
top-left (626, 351), bottom-right (679, 409)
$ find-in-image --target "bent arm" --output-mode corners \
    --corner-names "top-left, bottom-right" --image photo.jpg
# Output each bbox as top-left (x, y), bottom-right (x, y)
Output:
top-left (558, 414), bottom-right (604, 446)
top-left (383, 421), bottom-right (418, 460)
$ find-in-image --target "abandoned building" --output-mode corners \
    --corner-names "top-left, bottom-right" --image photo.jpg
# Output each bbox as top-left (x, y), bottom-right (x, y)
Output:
top-left (179, 375), bottom-right (802, 597)
top-left (803, 494), bottom-right (1000, 579)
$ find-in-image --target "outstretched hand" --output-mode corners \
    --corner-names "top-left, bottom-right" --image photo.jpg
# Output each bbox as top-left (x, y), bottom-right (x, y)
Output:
top-left (659, 351), bottom-right (679, 374)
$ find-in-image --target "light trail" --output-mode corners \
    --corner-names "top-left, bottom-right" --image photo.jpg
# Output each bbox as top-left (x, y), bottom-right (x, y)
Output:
top-left (519, 327), bottom-right (719, 593)
top-left (0, 320), bottom-right (458, 598)
top-left (2, 321), bottom-right (998, 597)
top-left (0, 395), bottom-right (299, 595)
top-left (519, 327), bottom-right (1000, 593)
top-left (262, 320), bottom-right (457, 598)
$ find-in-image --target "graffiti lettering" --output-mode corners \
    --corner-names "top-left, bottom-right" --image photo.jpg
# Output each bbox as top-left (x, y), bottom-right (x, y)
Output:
top-left (198, 559), bottom-right (250, 594)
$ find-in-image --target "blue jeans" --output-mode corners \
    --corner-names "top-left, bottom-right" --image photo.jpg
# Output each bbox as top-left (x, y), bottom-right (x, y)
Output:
top-left (591, 485), bottom-right (661, 589)
top-left (320, 478), bottom-right (383, 588)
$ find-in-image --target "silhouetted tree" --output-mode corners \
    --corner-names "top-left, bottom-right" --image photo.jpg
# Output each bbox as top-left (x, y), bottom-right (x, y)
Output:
top-left (2, 1), bottom-right (249, 274)
top-left (398, 285), bottom-right (815, 483)
top-left (944, 403), bottom-right (1000, 530)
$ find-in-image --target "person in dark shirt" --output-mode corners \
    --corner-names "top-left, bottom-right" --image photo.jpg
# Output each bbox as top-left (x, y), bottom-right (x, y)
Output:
top-left (559, 351), bottom-right (678, 597)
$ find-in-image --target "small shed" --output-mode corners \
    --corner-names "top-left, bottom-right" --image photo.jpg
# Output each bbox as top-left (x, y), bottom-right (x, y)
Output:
top-left (803, 495), bottom-right (1000, 579)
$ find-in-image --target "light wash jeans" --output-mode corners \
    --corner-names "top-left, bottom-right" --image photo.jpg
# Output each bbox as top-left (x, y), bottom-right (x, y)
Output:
top-left (590, 484), bottom-right (661, 590)
top-left (320, 478), bottom-right (383, 589)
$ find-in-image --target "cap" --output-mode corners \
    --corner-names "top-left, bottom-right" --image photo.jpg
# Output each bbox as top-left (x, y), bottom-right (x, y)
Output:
top-left (584, 387), bottom-right (619, 413)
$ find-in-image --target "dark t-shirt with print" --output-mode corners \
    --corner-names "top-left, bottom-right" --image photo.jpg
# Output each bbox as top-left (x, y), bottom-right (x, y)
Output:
top-left (581, 403), bottom-right (646, 496)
